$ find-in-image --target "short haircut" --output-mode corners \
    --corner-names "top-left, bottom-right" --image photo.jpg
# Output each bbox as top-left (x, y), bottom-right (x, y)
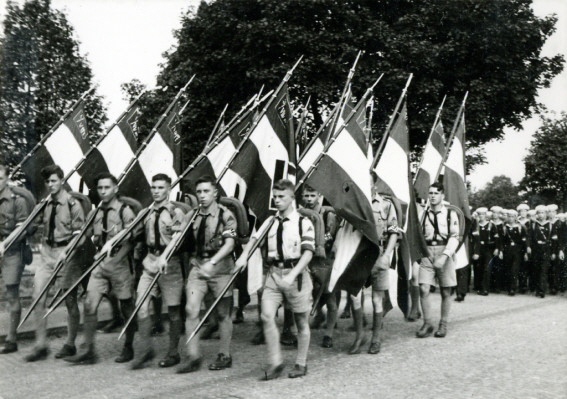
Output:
top-left (430, 182), bottom-right (444, 193)
top-left (0, 164), bottom-right (8, 177)
top-left (302, 184), bottom-right (318, 194)
top-left (152, 173), bottom-right (171, 185)
top-left (95, 172), bottom-right (118, 186)
top-left (273, 179), bottom-right (294, 193)
top-left (41, 164), bottom-right (64, 180)
top-left (195, 175), bottom-right (217, 189)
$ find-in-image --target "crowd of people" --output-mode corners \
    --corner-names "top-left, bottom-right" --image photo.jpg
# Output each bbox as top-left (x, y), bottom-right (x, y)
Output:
top-left (0, 162), bottom-right (564, 381)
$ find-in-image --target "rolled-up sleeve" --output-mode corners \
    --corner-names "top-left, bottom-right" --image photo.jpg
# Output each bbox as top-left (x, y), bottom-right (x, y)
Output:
top-left (300, 217), bottom-right (315, 253)
top-left (443, 210), bottom-right (460, 257)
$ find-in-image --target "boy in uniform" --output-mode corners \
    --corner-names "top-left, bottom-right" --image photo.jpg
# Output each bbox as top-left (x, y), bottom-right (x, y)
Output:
top-left (417, 183), bottom-right (459, 338)
top-left (499, 210), bottom-right (528, 296)
top-left (25, 165), bottom-right (86, 362)
top-left (236, 179), bottom-right (315, 380)
top-left (0, 165), bottom-right (31, 354)
top-left (529, 205), bottom-right (552, 298)
top-left (470, 207), bottom-right (499, 296)
top-left (65, 173), bottom-right (141, 364)
top-left (175, 175), bottom-right (238, 373)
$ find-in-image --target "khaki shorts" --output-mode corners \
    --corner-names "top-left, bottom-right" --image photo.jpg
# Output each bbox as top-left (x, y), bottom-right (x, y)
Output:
top-left (419, 245), bottom-right (457, 288)
top-left (136, 255), bottom-right (183, 307)
top-left (1, 247), bottom-right (24, 286)
top-left (87, 260), bottom-right (133, 300)
top-left (35, 243), bottom-right (86, 291)
top-left (187, 257), bottom-right (233, 299)
top-left (262, 267), bottom-right (313, 314)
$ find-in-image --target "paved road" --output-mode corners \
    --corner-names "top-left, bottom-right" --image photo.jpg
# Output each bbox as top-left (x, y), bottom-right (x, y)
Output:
top-left (0, 291), bottom-right (565, 399)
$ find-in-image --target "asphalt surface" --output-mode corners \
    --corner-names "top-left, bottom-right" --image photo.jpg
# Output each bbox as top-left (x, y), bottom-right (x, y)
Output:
top-left (0, 290), bottom-right (565, 399)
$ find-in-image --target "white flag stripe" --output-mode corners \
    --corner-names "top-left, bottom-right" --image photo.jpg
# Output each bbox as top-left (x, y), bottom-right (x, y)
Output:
top-left (97, 125), bottom-right (136, 177)
top-left (455, 244), bottom-right (468, 269)
top-left (298, 138), bottom-right (323, 172)
top-left (328, 223), bottom-right (362, 292)
top-left (374, 138), bottom-right (411, 204)
top-left (445, 134), bottom-right (465, 178)
top-left (249, 115), bottom-right (290, 178)
top-left (327, 129), bottom-right (372, 204)
top-left (45, 124), bottom-right (84, 191)
top-left (207, 136), bottom-right (237, 177)
top-left (138, 134), bottom-right (180, 198)
top-left (419, 142), bottom-right (443, 179)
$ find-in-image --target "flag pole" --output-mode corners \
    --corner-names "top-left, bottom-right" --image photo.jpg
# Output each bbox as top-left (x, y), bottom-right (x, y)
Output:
top-left (371, 74), bottom-right (413, 170)
top-left (412, 95), bottom-right (447, 184)
top-left (15, 92), bottom-right (148, 329)
top-left (295, 95), bottom-right (311, 146)
top-left (418, 92), bottom-right (468, 225)
top-left (42, 82), bottom-right (282, 319)
top-left (433, 91), bottom-right (468, 184)
top-left (2, 88), bottom-right (145, 256)
top-left (205, 103), bottom-right (229, 148)
top-left (298, 74), bottom-right (384, 186)
top-left (9, 87), bottom-right (95, 179)
top-left (115, 75), bottom-right (195, 185)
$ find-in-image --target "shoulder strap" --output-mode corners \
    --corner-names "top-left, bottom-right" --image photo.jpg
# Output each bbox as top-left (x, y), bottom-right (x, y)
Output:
top-left (298, 215), bottom-right (304, 238)
top-left (214, 207), bottom-right (224, 235)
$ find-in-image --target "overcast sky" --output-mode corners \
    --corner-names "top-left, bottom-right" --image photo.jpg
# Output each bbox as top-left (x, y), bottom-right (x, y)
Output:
top-left (1, 0), bottom-right (565, 190)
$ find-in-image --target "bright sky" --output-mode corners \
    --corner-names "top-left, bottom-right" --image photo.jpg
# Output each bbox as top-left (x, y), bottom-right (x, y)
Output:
top-left (0, 0), bottom-right (565, 190)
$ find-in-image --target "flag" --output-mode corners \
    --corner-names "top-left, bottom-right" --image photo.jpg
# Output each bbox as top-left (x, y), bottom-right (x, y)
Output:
top-left (305, 99), bottom-right (379, 295)
top-left (131, 102), bottom-right (183, 205)
top-left (298, 90), bottom-right (353, 174)
top-left (182, 110), bottom-right (254, 197)
top-left (21, 102), bottom-right (90, 197)
top-left (373, 103), bottom-right (428, 274)
top-left (76, 104), bottom-right (142, 202)
top-left (414, 121), bottom-right (445, 201)
top-left (221, 84), bottom-right (296, 224)
top-left (443, 113), bottom-right (471, 269)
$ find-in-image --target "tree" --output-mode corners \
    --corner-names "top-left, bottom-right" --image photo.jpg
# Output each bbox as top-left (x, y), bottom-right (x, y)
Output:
top-left (469, 175), bottom-right (521, 210)
top-left (0, 0), bottom-right (107, 168)
top-left (521, 113), bottom-right (567, 209)
top-left (137, 0), bottom-right (563, 168)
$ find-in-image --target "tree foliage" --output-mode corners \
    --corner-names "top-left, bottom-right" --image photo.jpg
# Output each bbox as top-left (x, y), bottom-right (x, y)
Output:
top-left (470, 175), bottom-right (521, 210)
top-left (521, 113), bottom-right (567, 209)
top-left (137, 0), bottom-right (563, 169)
top-left (0, 0), bottom-right (107, 168)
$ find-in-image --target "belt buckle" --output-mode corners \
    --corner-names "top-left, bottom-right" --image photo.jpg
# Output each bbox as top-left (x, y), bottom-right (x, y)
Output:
top-left (480, 241), bottom-right (485, 244)
top-left (511, 242), bottom-right (515, 246)
top-left (431, 240), bottom-right (437, 246)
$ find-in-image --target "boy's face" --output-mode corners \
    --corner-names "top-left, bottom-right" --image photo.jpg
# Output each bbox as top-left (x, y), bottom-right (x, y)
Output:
top-left (536, 210), bottom-right (546, 221)
top-left (302, 189), bottom-right (319, 209)
top-left (428, 187), bottom-right (443, 206)
top-left (97, 178), bottom-right (118, 204)
top-left (151, 179), bottom-right (170, 203)
top-left (273, 188), bottom-right (294, 212)
top-left (196, 182), bottom-right (217, 208)
top-left (46, 173), bottom-right (63, 195)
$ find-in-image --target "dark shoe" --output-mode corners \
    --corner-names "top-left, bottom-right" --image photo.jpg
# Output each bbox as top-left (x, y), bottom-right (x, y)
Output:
top-left (64, 349), bottom-right (98, 365)
top-left (201, 323), bottom-right (219, 340)
top-left (479, 291), bottom-right (489, 296)
top-left (340, 309), bottom-right (351, 319)
top-left (0, 341), bottom-right (17, 354)
top-left (550, 290), bottom-right (557, 295)
top-left (508, 291), bottom-right (516, 297)
top-left (416, 323), bottom-right (434, 338)
top-left (263, 363), bottom-right (285, 381)
top-left (455, 295), bottom-right (464, 302)
top-left (98, 318), bottom-right (124, 334)
top-left (321, 335), bottom-right (333, 348)
top-left (130, 349), bottom-right (155, 370)
top-left (406, 311), bottom-right (421, 322)
top-left (288, 364), bottom-right (307, 378)
top-left (233, 309), bottom-right (244, 324)
top-left (434, 321), bottom-right (447, 338)
top-left (176, 356), bottom-right (202, 374)
top-left (24, 347), bottom-right (49, 362)
top-left (158, 353), bottom-right (181, 368)
top-left (280, 329), bottom-right (297, 346)
top-left (55, 344), bottom-right (76, 359)
top-left (208, 353), bottom-right (232, 370)
top-left (348, 336), bottom-right (367, 355)
top-left (251, 330), bottom-right (265, 345)
top-left (368, 341), bottom-right (381, 354)
top-left (115, 346), bottom-right (134, 363)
